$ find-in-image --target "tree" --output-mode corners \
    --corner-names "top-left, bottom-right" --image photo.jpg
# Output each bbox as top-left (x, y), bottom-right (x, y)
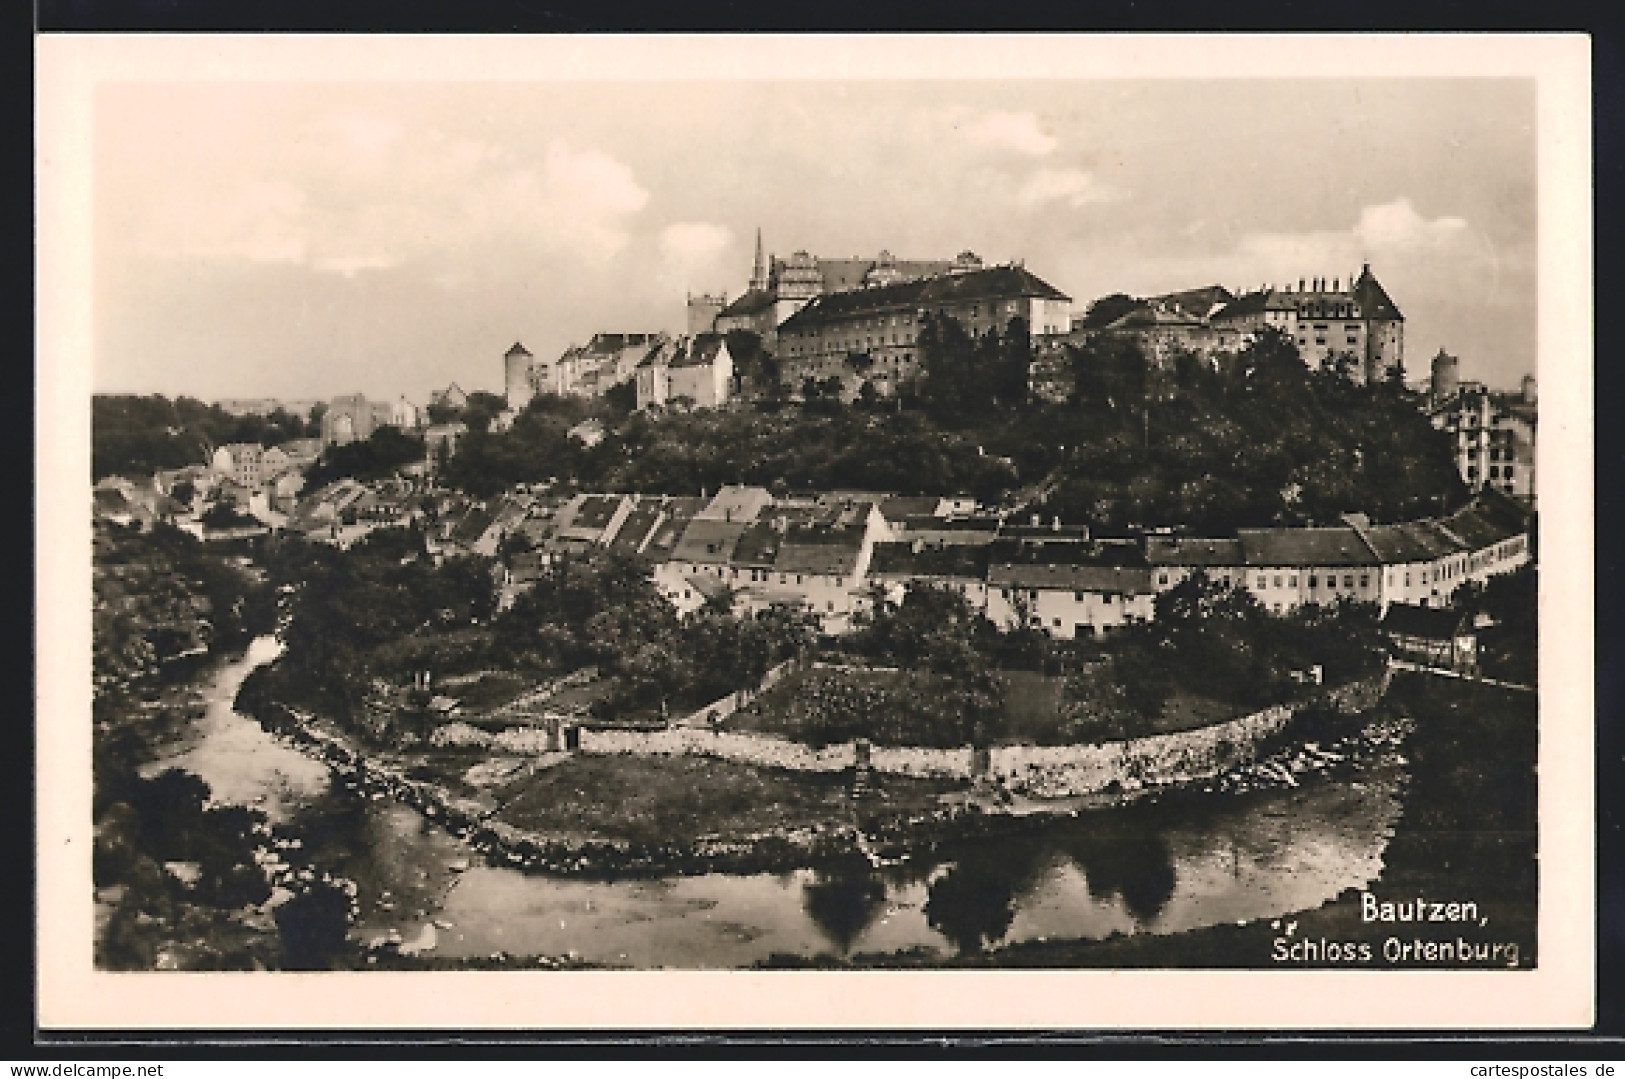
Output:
top-left (1078, 292), bottom-right (1144, 330)
top-left (274, 882), bottom-right (353, 969)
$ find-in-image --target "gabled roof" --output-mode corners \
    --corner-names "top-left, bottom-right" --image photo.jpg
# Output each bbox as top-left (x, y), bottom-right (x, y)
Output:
top-left (869, 542), bottom-right (989, 580)
top-left (671, 518), bottom-right (749, 564)
top-left (641, 497), bottom-right (709, 556)
top-left (1382, 603), bottom-right (1468, 640)
top-left (506, 342), bottom-right (532, 358)
top-left (774, 540), bottom-right (862, 578)
top-left (1236, 526), bottom-right (1379, 567)
top-left (717, 288), bottom-right (777, 319)
top-left (778, 265), bottom-right (1069, 331)
top-left (606, 500), bottom-right (664, 555)
top-left (696, 485), bottom-right (772, 524)
top-left (1210, 290), bottom-right (1271, 322)
top-left (988, 563), bottom-right (1155, 594)
top-left (1357, 521), bottom-right (1456, 564)
top-left (878, 496), bottom-right (941, 522)
top-left (729, 521), bottom-right (783, 568)
top-left (1145, 537), bottom-right (1244, 566)
top-left (1353, 264), bottom-right (1404, 321)
top-left (1437, 504), bottom-right (1518, 550)
top-left (672, 333), bottom-right (728, 370)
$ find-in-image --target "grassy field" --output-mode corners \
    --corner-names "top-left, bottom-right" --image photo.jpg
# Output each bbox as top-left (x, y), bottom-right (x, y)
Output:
top-left (488, 755), bottom-right (965, 846)
top-left (729, 664), bottom-right (1234, 747)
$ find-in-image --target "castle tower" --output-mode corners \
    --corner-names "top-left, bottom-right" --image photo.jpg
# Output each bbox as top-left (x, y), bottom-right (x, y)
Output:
top-left (687, 292), bottom-right (727, 337)
top-left (750, 227), bottom-right (768, 291)
top-left (504, 342), bottom-right (534, 411)
top-left (1430, 348), bottom-right (1460, 403)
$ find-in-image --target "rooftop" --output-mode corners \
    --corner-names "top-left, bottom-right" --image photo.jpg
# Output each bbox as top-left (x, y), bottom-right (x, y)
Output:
top-left (778, 264), bottom-right (1070, 331)
top-left (989, 562), bottom-right (1155, 594)
top-left (1145, 537), bottom-right (1244, 566)
top-left (1236, 526), bottom-right (1379, 567)
top-left (870, 542), bottom-right (989, 580)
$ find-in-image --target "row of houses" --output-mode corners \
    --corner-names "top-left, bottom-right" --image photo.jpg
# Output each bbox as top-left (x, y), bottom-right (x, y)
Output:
top-left (456, 481), bottom-right (1530, 638)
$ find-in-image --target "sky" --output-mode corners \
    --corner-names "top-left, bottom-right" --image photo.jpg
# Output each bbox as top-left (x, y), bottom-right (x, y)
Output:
top-left (92, 77), bottom-right (1537, 403)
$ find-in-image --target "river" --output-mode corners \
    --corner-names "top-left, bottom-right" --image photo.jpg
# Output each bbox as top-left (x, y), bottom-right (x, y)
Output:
top-left (149, 636), bottom-right (1408, 968)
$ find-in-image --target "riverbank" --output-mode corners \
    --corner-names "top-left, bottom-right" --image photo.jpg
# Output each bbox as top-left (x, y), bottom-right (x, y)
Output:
top-left (239, 662), bottom-right (1400, 886)
top-left (756, 669), bottom-right (1535, 969)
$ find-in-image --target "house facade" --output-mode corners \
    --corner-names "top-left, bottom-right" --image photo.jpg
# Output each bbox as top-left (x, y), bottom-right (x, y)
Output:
top-left (775, 263), bottom-right (1072, 397)
top-left (635, 334), bottom-right (734, 411)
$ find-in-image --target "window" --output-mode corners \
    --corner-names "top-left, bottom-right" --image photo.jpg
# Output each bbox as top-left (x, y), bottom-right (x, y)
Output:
top-left (1104, 594), bottom-right (1114, 605)
top-left (1074, 590), bottom-right (1086, 601)
top-left (1158, 572), bottom-right (1169, 586)
top-left (1273, 575), bottom-right (1283, 588)
top-left (1052, 618), bottom-right (1061, 628)
top-left (1256, 576), bottom-right (1267, 590)
top-left (1359, 574), bottom-right (1370, 589)
top-left (1289, 575), bottom-right (1298, 588)
top-left (1029, 590), bottom-right (1039, 601)
top-left (1343, 574), bottom-right (1354, 589)
top-left (1308, 575), bottom-right (1318, 588)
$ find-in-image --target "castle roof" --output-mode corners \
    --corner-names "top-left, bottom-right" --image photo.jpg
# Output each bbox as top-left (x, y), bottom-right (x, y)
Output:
top-left (1353, 264), bottom-right (1404, 321)
top-left (778, 264), bottom-right (1069, 330)
top-left (506, 342), bottom-right (532, 357)
top-left (717, 288), bottom-right (776, 319)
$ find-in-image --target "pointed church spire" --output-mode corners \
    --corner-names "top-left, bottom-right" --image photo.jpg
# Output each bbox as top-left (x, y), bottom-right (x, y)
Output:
top-left (750, 227), bottom-right (767, 291)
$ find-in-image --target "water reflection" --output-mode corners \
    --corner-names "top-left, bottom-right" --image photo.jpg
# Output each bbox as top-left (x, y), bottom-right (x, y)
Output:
top-left (1064, 818), bottom-right (1179, 925)
top-left (801, 855), bottom-right (887, 954)
top-left (168, 638), bottom-right (1409, 967)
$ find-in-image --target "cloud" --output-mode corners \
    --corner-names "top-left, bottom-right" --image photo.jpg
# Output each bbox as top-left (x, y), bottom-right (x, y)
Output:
top-left (139, 126), bottom-right (652, 276)
top-left (1355, 198), bottom-right (1469, 249)
top-left (1018, 168), bottom-right (1125, 208)
top-left (961, 109), bottom-right (1058, 156)
top-left (659, 221), bottom-right (732, 263)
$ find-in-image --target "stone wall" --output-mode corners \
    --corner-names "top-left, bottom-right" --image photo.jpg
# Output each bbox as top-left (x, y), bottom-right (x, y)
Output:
top-left (577, 672), bottom-right (1390, 799)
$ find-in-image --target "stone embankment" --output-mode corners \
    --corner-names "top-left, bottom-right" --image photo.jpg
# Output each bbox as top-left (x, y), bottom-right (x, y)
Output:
top-left (580, 669), bottom-right (1393, 799)
top-left (245, 668), bottom-right (1393, 879)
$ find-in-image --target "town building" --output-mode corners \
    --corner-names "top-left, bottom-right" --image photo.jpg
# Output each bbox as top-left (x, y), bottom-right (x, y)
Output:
top-left (634, 333), bottom-right (734, 411)
top-left (1080, 265), bottom-right (1405, 383)
top-left (775, 263), bottom-right (1072, 398)
top-left (1427, 356), bottom-right (1537, 506)
top-left (320, 394), bottom-right (411, 446)
top-left (697, 229), bottom-right (988, 347)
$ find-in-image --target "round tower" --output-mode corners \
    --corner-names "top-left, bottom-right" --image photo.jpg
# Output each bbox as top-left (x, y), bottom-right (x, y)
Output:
top-left (504, 342), bottom-right (534, 411)
top-left (1430, 348), bottom-right (1459, 402)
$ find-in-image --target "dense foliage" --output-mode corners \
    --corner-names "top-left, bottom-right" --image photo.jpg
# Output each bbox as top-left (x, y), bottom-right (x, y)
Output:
top-left (302, 425), bottom-right (428, 490)
top-left (439, 321), bottom-right (1464, 533)
top-left (779, 584), bottom-right (1009, 748)
top-left (1068, 571), bottom-right (1387, 726)
top-left (492, 551), bottom-right (819, 719)
top-left (93, 394), bottom-right (317, 480)
top-left (244, 526), bottom-right (497, 720)
top-left (93, 766), bottom-right (274, 970)
top-left (246, 535), bottom-right (818, 730)
top-left (93, 522), bottom-right (276, 692)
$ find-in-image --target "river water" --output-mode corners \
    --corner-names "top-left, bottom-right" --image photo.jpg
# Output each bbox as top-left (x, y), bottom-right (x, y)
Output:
top-left (150, 637), bottom-right (1407, 968)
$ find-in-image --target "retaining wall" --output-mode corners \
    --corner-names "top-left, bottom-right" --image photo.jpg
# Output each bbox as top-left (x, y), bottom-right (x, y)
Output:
top-left (578, 671), bottom-right (1389, 797)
